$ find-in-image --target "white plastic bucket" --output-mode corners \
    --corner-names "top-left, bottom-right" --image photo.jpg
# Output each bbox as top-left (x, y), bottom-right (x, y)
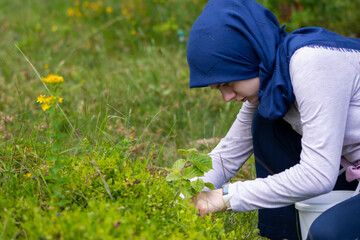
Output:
top-left (295, 190), bottom-right (354, 240)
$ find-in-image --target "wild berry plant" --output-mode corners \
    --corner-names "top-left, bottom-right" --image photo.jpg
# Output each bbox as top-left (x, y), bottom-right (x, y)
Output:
top-left (166, 148), bottom-right (215, 198)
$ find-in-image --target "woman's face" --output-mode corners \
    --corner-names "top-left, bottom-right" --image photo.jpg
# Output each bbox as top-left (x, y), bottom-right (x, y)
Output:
top-left (209, 77), bottom-right (260, 104)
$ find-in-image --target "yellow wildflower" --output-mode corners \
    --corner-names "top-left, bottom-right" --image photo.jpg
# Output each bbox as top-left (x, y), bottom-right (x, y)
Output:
top-left (74, 0), bottom-right (80, 6)
top-left (25, 173), bottom-right (32, 178)
top-left (121, 8), bottom-right (132, 20)
top-left (121, 8), bottom-right (129, 15)
top-left (44, 64), bottom-right (49, 69)
top-left (42, 74), bottom-right (64, 83)
top-left (91, 2), bottom-right (102, 13)
top-left (75, 9), bottom-right (82, 18)
top-left (37, 95), bottom-right (63, 111)
top-left (67, 8), bottom-right (75, 16)
top-left (42, 103), bottom-right (51, 111)
top-left (106, 6), bottom-right (113, 13)
top-left (52, 25), bottom-right (58, 32)
top-left (131, 29), bottom-right (136, 36)
top-left (46, 96), bottom-right (57, 104)
top-left (130, 136), bottom-right (134, 140)
top-left (37, 95), bottom-right (46, 103)
top-left (83, 1), bottom-right (89, 8)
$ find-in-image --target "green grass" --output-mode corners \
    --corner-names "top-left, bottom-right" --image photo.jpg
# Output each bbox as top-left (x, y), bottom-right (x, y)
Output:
top-left (1, 0), bottom-right (357, 239)
top-left (0, 0), bottom-right (262, 239)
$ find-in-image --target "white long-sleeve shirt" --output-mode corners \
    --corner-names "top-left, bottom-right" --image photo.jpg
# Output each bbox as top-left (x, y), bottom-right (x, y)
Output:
top-left (201, 46), bottom-right (360, 212)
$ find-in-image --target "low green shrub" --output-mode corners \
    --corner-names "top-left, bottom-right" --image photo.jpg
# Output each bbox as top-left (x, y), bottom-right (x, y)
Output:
top-left (0, 139), bottom-right (262, 239)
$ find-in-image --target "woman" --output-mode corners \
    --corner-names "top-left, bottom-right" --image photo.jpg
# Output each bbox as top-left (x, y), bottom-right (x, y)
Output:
top-left (186, 0), bottom-right (360, 239)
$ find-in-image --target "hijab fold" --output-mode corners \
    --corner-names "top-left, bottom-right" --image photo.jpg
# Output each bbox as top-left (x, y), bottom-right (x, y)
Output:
top-left (187, 0), bottom-right (360, 119)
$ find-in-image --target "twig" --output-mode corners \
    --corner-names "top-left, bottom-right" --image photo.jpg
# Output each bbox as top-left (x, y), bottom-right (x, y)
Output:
top-left (89, 158), bottom-right (113, 200)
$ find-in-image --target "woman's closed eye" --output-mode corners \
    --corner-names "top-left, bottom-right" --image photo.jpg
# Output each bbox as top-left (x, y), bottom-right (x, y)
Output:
top-left (210, 82), bottom-right (231, 89)
top-left (218, 83), bottom-right (230, 89)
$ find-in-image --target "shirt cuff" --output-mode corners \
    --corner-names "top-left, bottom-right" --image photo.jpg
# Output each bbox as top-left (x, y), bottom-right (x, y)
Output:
top-left (229, 183), bottom-right (240, 211)
top-left (223, 183), bottom-right (233, 209)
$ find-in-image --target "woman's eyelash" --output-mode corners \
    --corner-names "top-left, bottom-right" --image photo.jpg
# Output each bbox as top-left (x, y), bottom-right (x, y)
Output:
top-left (215, 83), bottom-right (230, 89)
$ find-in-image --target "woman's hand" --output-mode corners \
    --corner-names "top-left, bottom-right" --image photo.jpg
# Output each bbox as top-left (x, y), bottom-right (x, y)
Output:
top-left (193, 189), bottom-right (227, 217)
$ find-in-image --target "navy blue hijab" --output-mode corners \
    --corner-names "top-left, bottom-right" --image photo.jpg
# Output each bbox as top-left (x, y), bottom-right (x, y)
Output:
top-left (187, 0), bottom-right (360, 119)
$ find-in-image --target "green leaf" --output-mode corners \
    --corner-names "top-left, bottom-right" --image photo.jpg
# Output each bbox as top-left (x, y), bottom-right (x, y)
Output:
top-left (191, 179), bottom-right (205, 193)
top-left (189, 153), bottom-right (212, 173)
top-left (204, 182), bottom-right (215, 190)
top-left (181, 181), bottom-right (196, 198)
top-left (165, 172), bottom-right (181, 182)
top-left (182, 166), bottom-right (203, 179)
top-left (153, 17), bottom-right (179, 33)
top-left (172, 159), bottom-right (186, 171)
top-left (181, 187), bottom-right (196, 199)
top-left (178, 148), bottom-right (198, 156)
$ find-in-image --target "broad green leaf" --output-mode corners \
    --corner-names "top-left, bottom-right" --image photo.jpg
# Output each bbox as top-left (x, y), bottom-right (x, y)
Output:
top-left (182, 166), bottom-right (203, 179)
top-left (191, 179), bottom-right (205, 193)
top-left (178, 148), bottom-right (198, 156)
top-left (172, 159), bottom-right (186, 171)
top-left (204, 182), bottom-right (215, 190)
top-left (181, 186), bottom-right (196, 199)
top-left (189, 153), bottom-right (212, 173)
top-left (165, 172), bottom-right (181, 181)
top-left (181, 181), bottom-right (196, 198)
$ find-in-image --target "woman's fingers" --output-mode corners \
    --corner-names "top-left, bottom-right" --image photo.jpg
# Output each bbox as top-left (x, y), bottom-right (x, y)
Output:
top-left (194, 189), bottom-right (227, 217)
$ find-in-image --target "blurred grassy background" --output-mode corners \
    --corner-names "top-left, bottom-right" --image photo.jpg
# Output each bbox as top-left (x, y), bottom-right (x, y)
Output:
top-left (0, 0), bottom-right (359, 164)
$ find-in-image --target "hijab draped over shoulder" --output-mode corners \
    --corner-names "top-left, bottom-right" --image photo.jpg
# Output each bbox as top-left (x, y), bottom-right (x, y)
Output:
top-left (187, 0), bottom-right (360, 119)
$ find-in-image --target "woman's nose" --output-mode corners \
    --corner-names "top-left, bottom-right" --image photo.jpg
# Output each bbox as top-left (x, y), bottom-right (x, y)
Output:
top-left (220, 88), bottom-right (236, 102)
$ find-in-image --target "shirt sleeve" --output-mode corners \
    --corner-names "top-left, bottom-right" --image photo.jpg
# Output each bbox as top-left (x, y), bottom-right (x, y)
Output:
top-left (228, 47), bottom-right (356, 212)
top-left (197, 101), bottom-right (258, 189)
